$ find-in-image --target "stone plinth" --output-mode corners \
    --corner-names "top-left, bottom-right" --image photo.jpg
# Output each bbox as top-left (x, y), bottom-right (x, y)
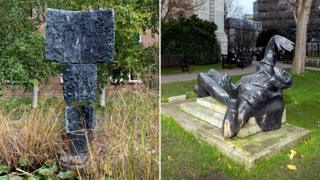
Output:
top-left (180, 97), bottom-right (286, 138)
top-left (162, 100), bottom-right (310, 169)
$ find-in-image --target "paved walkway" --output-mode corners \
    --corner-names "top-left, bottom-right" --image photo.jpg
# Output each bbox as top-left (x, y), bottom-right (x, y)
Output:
top-left (161, 61), bottom-right (320, 84)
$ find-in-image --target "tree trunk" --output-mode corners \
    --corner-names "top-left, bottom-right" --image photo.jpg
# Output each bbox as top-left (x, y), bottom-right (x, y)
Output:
top-left (32, 84), bottom-right (39, 109)
top-left (292, 0), bottom-right (313, 74)
top-left (100, 86), bottom-right (106, 107)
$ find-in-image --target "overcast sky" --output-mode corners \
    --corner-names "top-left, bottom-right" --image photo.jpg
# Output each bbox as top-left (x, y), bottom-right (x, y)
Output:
top-left (238, 0), bottom-right (256, 14)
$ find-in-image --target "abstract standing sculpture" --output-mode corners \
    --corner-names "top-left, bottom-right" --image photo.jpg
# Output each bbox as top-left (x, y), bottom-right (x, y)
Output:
top-left (45, 8), bottom-right (114, 167)
top-left (195, 35), bottom-right (294, 138)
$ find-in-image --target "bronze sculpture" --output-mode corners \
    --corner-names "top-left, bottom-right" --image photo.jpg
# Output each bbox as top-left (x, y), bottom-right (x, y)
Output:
top-left (195, 35), bottom-right (294, 138)
top-left (45, 8), bottom-right (114, 167)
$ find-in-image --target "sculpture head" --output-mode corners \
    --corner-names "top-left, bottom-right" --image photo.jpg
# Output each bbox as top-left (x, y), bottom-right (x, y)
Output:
top-left (274, 67), bottom-right (292, 89)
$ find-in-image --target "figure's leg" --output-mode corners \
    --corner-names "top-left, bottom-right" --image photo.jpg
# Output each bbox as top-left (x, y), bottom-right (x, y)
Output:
top-left (194, 85), bottom-right (209, 97)
top-left (254, 97), bottom-right (284, 131)
top-left (83, 105), bottom-right (95, 142)
top-left (195, 69), bottom-right (230, 98)
top-left (206, 69), bottom-right (225, 85)
top-left (197, 72), bottom-right (230, 104)
top-left (64, 106), bottom-right (95, 155)
top-left (237, 100), bottom-right (254, 129)
top-left (222, 100), bottom-right (253, 137)
top-left (222, 99), bottom-right (238, 137)
top-left (65, 106), bottom-right (88, 155)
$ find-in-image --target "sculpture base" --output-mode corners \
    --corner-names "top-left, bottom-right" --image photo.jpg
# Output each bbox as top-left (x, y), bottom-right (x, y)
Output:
top-left (180, 97), bottom-right (286, 138)
top-left (162, 99), bottom-right (310, 169)
top-left (60, 154), bottom-right (89, 171)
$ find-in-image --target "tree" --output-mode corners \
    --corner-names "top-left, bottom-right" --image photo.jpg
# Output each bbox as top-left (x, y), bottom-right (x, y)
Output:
top-left (287, 0), bottom-right (314, 74)
top-left (161, 0), bottom-right (204, 22)
top-left (92, 1), bottom-right (158, 107)
top-left (225, 0), bottom-right (244, 18)
top-left (0, 0), bottom-right (60, 108)
top-left (307, 1), bottom-right (320, 41)
top-left (0, 0), bottom-right (158, 107)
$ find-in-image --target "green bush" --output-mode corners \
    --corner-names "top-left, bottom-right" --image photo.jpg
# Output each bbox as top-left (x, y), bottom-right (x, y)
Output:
top-left (162, 15), bottom-right (221, 65)
top-left (0, 32), bottom-right (60, 90)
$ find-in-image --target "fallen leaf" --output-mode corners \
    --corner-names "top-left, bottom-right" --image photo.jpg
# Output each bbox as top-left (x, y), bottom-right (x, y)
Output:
top-left (287, 164), bottom-right (297, 170)
top-left (289, 149), bottom-right (297, 159)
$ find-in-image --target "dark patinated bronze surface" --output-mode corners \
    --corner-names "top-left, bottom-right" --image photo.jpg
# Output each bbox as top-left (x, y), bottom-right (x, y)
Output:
top-left (195, 35), bottom-right (294, 137)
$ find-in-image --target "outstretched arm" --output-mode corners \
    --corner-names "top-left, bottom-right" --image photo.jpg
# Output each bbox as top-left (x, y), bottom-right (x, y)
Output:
top-left (262, 35), bottom-right (295, 66)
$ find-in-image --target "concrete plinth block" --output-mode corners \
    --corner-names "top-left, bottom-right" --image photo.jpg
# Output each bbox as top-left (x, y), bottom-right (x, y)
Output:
top-left (168, 95), bottom-right (186, 103)
top-left (180, 101), bottom-right (260, 138)
top-left (196, 97), bottom-right (286, 123)
top-left (163, 101), bottom-right (310, 169)
top-left (180, 101), bottom-right (224, 128)
top-left (186, 97), bottom-right (287, 138)
top-left (196, 97), bottom-right (227, 114)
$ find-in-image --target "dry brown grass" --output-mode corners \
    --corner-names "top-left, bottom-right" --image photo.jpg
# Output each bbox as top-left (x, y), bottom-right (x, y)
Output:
top-left (0, 99), bottom-right (66, 169)
top-left (89, 86), bottom-right (159, 179)
top-left (0, 85), bottom-right (159, 179)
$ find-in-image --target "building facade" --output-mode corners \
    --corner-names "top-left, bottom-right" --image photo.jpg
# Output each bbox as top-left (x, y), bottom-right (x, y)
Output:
top-left (225, 18), bottom-right (262, 53)
top-left (194, 0), bottom-right (228, 54)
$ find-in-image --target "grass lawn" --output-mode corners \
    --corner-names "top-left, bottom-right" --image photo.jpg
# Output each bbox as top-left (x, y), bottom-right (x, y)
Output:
top-left (161, 70), bottom-right (320, 179)
top-left (161, 63), bottom-right (221, 75)
top-left (161, 76), bottom-right (242, 101)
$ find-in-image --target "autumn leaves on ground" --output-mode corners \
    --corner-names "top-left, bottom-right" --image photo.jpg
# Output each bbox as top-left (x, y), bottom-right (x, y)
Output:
top-left (0, 86), bottom-right (159, 179)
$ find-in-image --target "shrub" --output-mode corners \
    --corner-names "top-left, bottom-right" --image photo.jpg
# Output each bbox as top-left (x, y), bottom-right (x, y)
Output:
top-left (162, 15), bottom-right (221, 65)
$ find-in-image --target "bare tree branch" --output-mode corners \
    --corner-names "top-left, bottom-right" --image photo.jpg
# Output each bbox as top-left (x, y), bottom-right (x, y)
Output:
top-left (35, 0), bottom-right (45, 23)
top-left (161, 0), bottom-right (204, 22)
top-left (225, 0), bottom-right (244, 18)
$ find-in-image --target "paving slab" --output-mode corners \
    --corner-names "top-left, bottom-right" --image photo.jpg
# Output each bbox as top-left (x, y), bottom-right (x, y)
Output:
top-left (162, 101), bottom-right (310, 169)
top-left (168, 95), bottom-right (186, 103)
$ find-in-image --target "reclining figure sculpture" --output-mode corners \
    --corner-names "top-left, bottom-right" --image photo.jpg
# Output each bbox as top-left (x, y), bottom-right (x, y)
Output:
top-left (195, 35), bottom-right (294, 138)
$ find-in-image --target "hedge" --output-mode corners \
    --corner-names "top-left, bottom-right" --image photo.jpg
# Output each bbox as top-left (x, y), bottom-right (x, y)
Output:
top-left (161, 15), bottom-right (221, 65)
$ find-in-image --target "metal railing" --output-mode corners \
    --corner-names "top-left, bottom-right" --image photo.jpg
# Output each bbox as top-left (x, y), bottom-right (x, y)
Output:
top-left (307, 42), bottom-right (320, 58)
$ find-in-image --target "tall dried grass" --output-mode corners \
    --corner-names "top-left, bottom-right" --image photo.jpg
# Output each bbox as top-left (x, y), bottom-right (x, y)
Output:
top-left (0, 85), bottom-right (159, 179)
top-left (0, 99), bottom-right (66, 169)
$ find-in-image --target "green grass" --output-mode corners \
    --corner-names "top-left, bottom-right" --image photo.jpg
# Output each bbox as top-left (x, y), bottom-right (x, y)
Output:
top-left (161, 76), bottom-right (242, 101)
top-left (161, 63), bottom-right (221, 74)
top-left (161, 71), bottom-right (320, 179)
